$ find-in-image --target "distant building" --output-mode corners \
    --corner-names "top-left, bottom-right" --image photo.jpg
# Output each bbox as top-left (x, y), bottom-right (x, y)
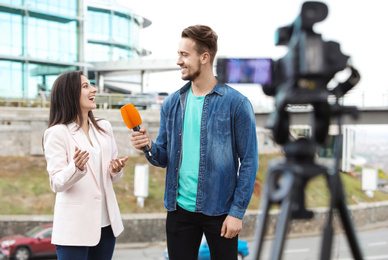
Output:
top-left (0, 0), bottom-right (151, 98)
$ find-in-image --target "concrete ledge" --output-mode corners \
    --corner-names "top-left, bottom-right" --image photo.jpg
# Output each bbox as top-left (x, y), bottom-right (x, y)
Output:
top-left (1, 201), bottom-right (388, 244)
top-left (241, 201), bottom-right (388, 240)
top-left (0, 107), bottom-right (279, 156)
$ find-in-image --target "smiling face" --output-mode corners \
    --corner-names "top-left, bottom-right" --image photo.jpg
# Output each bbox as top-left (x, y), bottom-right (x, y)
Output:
top-left (79, 75), bottom-right (97, 114)
top-left (177, 37), bottom-right (203, 81)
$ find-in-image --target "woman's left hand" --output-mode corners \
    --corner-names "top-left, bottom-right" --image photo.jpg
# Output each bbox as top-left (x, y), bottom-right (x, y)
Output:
top-left (109, 156), bottom-right (129, 173)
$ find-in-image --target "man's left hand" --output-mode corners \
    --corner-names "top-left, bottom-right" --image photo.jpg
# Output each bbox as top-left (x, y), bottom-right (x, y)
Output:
top-left (220, 215), bottom-right (242, 239)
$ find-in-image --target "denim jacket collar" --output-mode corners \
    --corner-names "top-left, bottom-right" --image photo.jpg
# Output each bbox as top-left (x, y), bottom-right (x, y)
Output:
top-left (179, 81), bottom-right (225, 97)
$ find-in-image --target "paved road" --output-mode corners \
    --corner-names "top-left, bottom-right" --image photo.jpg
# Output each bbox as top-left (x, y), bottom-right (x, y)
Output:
top-left (2, 228), bottom-right (385, 260)
top-left (112, 227), bottom-right (388, 260)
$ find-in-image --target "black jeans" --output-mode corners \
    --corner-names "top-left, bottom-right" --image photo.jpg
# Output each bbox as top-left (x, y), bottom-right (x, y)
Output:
top-left (166, 205), bottom-right (238, 260)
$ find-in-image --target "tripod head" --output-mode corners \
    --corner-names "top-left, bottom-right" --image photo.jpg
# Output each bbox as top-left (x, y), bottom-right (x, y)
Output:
top-left (267, 137), bottom-right (327, 220)
top-left (216, 1), bottom-right (361, 146)
top-left (263, 1), bottom-right (360, 146)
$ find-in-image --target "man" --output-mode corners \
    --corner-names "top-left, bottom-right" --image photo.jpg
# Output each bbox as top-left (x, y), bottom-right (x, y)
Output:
top-left (131, 25), bottom-right (259, 260)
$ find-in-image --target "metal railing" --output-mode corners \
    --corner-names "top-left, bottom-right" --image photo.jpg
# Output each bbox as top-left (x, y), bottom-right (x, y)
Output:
top-left (1, 90), bottom-right (388, 111)
top-left (251, 90), bottom-right (388, 113)
top-left (0, 91), bottom-right (162, 110)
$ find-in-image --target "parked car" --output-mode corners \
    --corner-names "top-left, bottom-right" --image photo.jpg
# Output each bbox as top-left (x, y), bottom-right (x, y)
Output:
top-left (0, 224), bottom-right (56, 260)
top-left (133, 92), bottom-right (169, 110)
top-left (130, 92), bottom-right (158, 110)
top-left (155, 92), bottom-right (169, 106)
top-left (118, 91), bottom-right (169, 110)
top-left (163, 235), bottom-right (249, 260)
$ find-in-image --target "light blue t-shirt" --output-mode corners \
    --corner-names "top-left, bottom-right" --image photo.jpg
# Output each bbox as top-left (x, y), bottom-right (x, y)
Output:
top-left (177, 87), bottom-right (204, 212)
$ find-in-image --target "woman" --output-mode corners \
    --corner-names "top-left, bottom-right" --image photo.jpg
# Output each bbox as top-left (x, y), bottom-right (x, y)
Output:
top-left (43, 71), bottom-right (128, 260)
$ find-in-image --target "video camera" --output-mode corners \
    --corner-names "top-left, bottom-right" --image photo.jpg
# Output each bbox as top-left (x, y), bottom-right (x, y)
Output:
top-left (218, 2), bottom-right (364, 259)
top-left (217, 1), bottom-right (360, 145)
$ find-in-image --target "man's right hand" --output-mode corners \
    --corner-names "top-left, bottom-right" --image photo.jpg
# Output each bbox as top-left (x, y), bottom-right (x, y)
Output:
top-left (130, 126), bottom-right (152, 151)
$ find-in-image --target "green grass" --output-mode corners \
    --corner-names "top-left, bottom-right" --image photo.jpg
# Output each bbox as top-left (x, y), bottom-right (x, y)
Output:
top-left (1, 154), bottom-right (388, 215)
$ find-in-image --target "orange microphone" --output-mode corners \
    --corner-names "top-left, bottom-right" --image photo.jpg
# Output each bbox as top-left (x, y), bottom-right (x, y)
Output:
top-left (120, 104), bottom-right (152, 157)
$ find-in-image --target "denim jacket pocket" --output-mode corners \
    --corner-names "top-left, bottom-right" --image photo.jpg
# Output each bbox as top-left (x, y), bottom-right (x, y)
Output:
top-left (213, 112), bottom-right (231, 141)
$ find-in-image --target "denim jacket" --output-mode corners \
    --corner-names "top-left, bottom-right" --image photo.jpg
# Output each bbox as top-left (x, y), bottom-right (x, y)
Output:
top-left (146, 81), bottom-right (259, 219)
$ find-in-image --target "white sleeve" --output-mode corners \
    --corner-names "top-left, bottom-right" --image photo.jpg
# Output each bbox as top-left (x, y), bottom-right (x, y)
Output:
top-left (43, 126), bottom-right (87, 192)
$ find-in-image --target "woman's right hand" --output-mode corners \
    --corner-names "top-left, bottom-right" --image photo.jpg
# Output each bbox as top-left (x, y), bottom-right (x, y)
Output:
top-left (74, 146), bottom-right (89, 171)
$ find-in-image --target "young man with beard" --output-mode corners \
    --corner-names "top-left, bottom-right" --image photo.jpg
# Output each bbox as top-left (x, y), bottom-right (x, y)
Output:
top-left (130, 25), bottom-right (259, 260)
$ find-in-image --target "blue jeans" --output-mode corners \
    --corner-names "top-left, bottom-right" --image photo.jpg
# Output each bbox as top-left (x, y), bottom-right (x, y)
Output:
top-left (55, 226), bottom-right (116, 260)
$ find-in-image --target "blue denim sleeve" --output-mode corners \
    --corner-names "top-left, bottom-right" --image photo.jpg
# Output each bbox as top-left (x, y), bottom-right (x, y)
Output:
top-left (228, 98), bottom-right (259, 219)
top-left (146, 107), bottom-right (168, 168)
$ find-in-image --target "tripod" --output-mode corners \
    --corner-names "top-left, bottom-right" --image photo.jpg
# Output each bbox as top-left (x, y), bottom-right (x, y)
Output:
top-left (251, 69), bottom-right (364, 260)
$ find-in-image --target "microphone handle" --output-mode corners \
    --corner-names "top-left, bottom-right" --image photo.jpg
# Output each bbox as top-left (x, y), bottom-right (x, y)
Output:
top-left (132, 126), bottom-right (152, 157)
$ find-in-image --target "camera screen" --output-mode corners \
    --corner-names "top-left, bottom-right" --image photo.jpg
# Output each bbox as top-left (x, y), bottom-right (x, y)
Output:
top-left (217, 58), bottom-right (272, 85)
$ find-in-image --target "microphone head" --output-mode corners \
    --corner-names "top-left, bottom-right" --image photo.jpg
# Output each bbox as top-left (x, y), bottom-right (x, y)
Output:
top-left (120, 104), bottom-right (142, 129)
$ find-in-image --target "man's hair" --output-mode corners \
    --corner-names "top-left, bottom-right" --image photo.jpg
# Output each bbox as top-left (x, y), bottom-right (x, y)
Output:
top-left (181, 25), bottom-right (218, 65)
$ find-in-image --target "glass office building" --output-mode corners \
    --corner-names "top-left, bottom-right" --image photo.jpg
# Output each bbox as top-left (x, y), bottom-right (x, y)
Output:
top-left (0, 0), bottom-right (151, 98)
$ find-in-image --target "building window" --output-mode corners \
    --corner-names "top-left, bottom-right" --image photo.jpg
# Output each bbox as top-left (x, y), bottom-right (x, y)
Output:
top-left (0, 0), bottom-right (22, 5)
top-left (27, 17), bottom-right (78, 62)
top-left (86, 43), bottom-right (111, 61)
top-left (112, 13), bottom-right (130, 43)
top-left (129, 19), bottom-right (139, 48)
top-left (0, 3), bottom-right (78, 62)
top-left (0, 0), bottom-right (147, 99)
top-left (0, 61), bottom-right (23, 98)
top-left (87, 9), bottom-right (110, 41)
top-left (0, 61), bottom-right (78, 99)
top-left (86, 8), bottom-right (141, 61)
top-left (112, 46), bottom-right (134, 60)
top-left (27, 0), bottom-right (77, 17)
top-left (28, 64), bottom-right (78, 97)
top-left (0, 11), bottom-right (23, 56)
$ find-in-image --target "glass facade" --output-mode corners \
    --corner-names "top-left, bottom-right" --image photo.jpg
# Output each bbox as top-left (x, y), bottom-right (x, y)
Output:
top-left (27, 17), bottom-right (78, 62)
top-left (0, 0), bottom-right (22, 5)
top-left (88, 9), bottom-right (110, 40)
top-left (0, 12), bottom-right (22, 56)
top-left (26, 0), bottom-right (77, 17)
top-left (0, 0), bottom-right (148, 98)
top-left (0, 61), bottom-right (22, 98)
top-left (0, 60), bottom-right (77, 98)
top-left (86, 8), bottom-right (140, 62)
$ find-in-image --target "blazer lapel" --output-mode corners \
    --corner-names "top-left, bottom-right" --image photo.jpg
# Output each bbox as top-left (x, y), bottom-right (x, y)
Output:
top-left (92, 124), bottom-right (109, 187)
top-left (68, 123), bottom-right (100, 189)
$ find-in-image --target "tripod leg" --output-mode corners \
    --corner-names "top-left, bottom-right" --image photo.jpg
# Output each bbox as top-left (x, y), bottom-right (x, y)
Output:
top-left (252, 165), bottom-right (296, 260)
top-left (320, 220), bottom-right (334, 260)
top-left (251, 188), bottom-right (272, 260)
top-left (270, 194), bottom-right (293, 260)
top-left (268, 169), bottom-right (296, 260)
top-left (336, 177), bottom-right (364, 259)
top-left (321, 173), bottom-right (364, 260)
top-left (320, 174), bottom-right (335, 260)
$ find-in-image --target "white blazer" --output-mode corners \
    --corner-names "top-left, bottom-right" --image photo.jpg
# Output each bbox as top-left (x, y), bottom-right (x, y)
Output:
top-left (43, 120), bottom-right (124, 246)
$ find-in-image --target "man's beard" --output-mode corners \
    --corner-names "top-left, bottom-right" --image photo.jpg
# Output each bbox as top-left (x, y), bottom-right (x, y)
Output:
top-left (181, 61), bottom-right (201, 81)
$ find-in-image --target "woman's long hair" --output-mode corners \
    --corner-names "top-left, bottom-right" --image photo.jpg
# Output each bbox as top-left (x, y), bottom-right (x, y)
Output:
top-left (48, 70), bottom-right (106, 134)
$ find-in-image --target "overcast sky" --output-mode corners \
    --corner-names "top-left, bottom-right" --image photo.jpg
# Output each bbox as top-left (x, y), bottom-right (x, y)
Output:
top-left (117, 0), bottom-right (388, 107)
